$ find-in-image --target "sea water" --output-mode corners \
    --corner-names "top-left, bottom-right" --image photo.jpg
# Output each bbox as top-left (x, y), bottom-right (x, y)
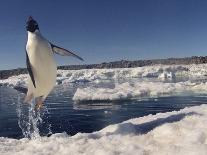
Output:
top-left (1, 78), bottom-right (207, 139)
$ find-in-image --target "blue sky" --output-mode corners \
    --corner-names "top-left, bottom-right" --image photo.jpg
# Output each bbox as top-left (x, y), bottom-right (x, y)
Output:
top-left (1, 0), bottom-right (207, 69)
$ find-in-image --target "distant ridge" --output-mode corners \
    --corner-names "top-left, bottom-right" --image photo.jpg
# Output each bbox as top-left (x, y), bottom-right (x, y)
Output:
top-left (1, 56), bottom-right (207, 79)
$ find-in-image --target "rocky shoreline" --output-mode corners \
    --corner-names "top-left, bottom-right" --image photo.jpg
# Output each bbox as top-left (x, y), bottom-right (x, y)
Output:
top-left (1, 56), bottom-right (207, 79)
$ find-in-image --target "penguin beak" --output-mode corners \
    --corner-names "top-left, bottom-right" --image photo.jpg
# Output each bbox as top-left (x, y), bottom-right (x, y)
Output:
top-left (26, 16), bottom-right (39, 32)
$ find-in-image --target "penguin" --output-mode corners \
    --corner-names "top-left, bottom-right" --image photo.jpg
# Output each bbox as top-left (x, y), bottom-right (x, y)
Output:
top-left (25, 16), bottom-right (83, 109)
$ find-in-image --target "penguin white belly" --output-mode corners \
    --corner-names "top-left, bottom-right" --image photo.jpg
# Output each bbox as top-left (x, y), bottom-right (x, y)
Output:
top-left (26, 34), bottom-right (57, 98)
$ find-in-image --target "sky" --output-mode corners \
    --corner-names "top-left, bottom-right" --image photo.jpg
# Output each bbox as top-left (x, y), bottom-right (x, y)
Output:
top-left (1, 0), bottom-right (207, 70)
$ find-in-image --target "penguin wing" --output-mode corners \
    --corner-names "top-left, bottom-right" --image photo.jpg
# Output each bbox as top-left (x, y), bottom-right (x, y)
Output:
top-left (50, 43), bottom-right (84, 61)
top-left (26, 51), bottom-right (36, 88)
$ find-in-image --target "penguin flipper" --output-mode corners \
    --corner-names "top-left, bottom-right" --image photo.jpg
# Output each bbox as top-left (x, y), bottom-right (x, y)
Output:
top-left (50, 43), bottom-right (84, 61)
top-left (26, 51), bottom-right (36, 88)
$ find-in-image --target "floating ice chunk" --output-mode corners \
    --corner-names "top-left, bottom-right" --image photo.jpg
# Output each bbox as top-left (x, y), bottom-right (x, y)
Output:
top-left (73, 81), bottom-right (207, 101)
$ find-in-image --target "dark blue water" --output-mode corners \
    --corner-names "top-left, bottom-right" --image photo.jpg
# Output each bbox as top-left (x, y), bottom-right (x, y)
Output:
top-left (0, 82), bottom-right (207, 139)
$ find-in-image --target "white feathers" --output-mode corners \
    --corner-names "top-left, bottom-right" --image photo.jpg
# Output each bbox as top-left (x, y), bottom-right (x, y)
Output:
top-left (26, 31), bottom-right (57, 100)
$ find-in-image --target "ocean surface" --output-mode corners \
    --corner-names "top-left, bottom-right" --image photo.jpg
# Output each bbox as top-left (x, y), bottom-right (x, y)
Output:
top-left (1, 78), bottom-right (207, 139)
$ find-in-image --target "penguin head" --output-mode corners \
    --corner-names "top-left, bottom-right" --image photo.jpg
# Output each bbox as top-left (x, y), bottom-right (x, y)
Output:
top-left (26, 16), bottom-right (39, 33)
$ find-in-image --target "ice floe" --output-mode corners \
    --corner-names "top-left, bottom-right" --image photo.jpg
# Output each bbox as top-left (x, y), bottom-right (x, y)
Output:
top-left (0, 104), bottom-right (207, 155)
top-left (73, 81), bottom-right (207, 101)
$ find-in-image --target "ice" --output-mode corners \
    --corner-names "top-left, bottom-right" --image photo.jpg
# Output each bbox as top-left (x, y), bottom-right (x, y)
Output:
top-left (0, 74), bottom-right (27, 87)
top-left (56, 64), bottom-right (207, 81)
top-left (1, 104), bottom-right (207, 155)
top-left (1, 64), bottom-right (207, 87)
top-left (158, 71), bottom-right (175, 79)
top-left (73, 81), bottom-right (207, 101)
top-left (57, 65), bottom-right (189, 82)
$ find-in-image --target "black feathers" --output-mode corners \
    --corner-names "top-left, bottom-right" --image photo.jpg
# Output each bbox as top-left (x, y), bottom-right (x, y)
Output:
top-left (26, 16), bottom-right (39, 33)
top-left (26, 51), bottom-right (36, 88)
top-left (50, 43), bottom-right (84, 61)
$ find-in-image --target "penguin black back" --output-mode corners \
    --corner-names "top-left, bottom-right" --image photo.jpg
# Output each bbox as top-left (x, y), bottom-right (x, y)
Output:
top-left (26, 16), bottom-right (39, 32)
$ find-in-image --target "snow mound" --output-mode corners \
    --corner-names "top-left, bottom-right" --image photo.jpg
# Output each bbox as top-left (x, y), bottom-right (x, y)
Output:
top-left (73, 81), bottom-right (207, 101)
top-left (1, 104), bottom-right (207, 155)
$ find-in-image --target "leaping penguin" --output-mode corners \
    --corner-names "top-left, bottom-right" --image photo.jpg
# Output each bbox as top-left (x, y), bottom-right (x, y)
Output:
top-left (25, 16), bottom-right (83, 109)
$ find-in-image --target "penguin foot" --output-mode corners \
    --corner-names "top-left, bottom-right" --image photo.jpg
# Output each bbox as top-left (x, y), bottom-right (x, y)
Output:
top-left (35, 97), bottom-right (44, 110)
top-left (35, 101), bottom-right (43, 110)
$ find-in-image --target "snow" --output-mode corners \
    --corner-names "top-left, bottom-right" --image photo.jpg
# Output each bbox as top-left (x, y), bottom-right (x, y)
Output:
top-left (56, 64), bottom-right (207, 81)
top-left (73, 81), bottom-right (207, 101)
top-left (57, 64), bottom-right (189, 82)
top-left (1, 104), bottom-right (207, 155)
top-left (1, 63), bottom-right (207, 87)
top-left (0, 74), bottom-right (27, 87)
top-left (158, 71), bottom-right (175, 79)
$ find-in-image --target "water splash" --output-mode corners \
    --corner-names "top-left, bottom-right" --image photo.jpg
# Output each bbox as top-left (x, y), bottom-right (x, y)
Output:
top-left (16, 96), bottom-right (51, 139)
